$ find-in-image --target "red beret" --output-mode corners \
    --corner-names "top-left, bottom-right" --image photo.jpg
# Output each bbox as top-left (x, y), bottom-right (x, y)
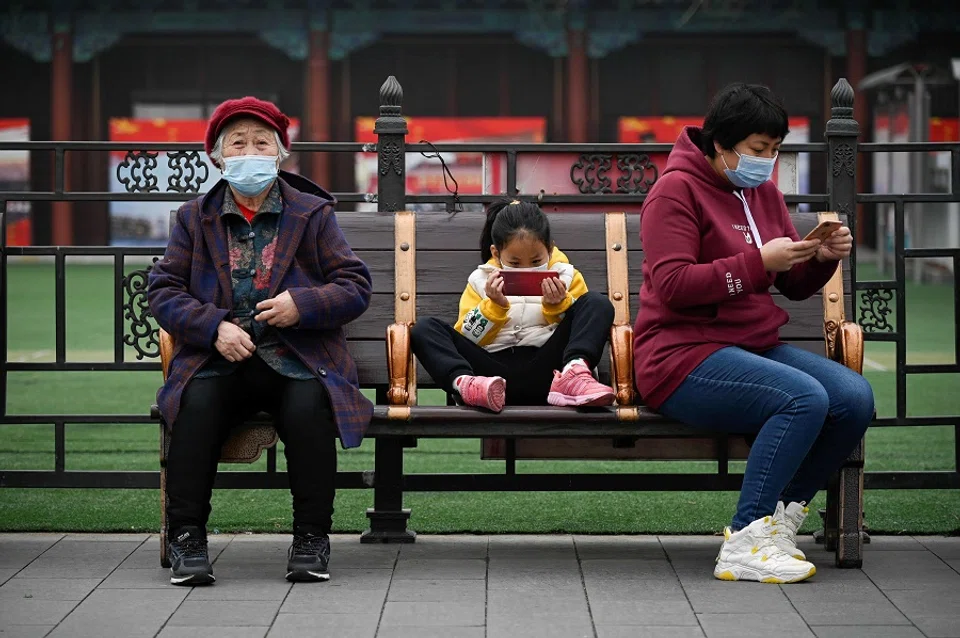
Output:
top-left (205, 96), bottom-right (291, 161)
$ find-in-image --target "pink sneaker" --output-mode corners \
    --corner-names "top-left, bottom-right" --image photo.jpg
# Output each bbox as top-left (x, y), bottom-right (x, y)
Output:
top-left (547, 364), bottom-right (615, 407)
top-left (456, 375), bottom-right (506, 413)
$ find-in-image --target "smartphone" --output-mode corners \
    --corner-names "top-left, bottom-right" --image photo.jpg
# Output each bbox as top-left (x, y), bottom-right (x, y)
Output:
top-left (803, 220), bottom-right (843, 243)
top-left (499, 270), bottom-right (559, 297)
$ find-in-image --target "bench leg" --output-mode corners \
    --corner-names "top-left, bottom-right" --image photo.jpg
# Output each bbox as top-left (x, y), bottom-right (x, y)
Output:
top-left (835, 439), bottom-right (866, 568)
top-left (362, 437), bottom-right (416, 544)
top-left (814, 475), bottom-right (840, 551)
top-left (159, 423), bottom-right (171, 568)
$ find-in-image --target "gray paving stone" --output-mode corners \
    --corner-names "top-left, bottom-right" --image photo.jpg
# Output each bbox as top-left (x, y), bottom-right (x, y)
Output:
top-left (214, 542), bottom-right (290, 565)
top-left (486, 590), bottom-right (588, 615)
top-left (697, 612), bottom-right (815, 637)
top-left (62, 533), bottom-right (149, 542)
top-left (96, 567), bottom-right (173, 589)
top-left (574, 535), bottom-right (666, 560)
top-left (47, 588), bottom-right (188, 638)
top-left (376, 627), bottom-right (486, 638)
top-left (911, 616), bottom-right (960, 638)
top-left (791, 599), bottom-right (912, 626)
top-left (330, 550), bottom-right (398, 569)
top-left (16, 541), bottom-right (138, 579)
top-left (279, 587), bottom-right (384, 613)
top-left (658, 535), bottom-right (725, 551)
top-left (0, 539), bottom-right (61, 570)
top-left (157, 628), bottom-right (268, 638)
top-left (781, 580), bottom-right (890, 604)
top-left (0, 598), bottom-right (78, 625)
top-left (321, 567), bottom-right (393, 591)
top-left (397, 536), bottom-right (488, 560)
top-left (392, 558), bottom-right (486, 580)
top-left (488, 535), bottom-right (575, 559)
top-left (585, 579), bottom-right (688, 601)
top-left (580, 558), bottom-right (678, 580)
top-left (861, 536), bottom-right (929, 551)
top-left (598, 628), bottom-right (706, 638)
top-left (0, 577), bottom-right (101, 600)
top-left (187, 577), bottom-right (292, 601)
top-left (167, 600), bottom-right (282, 627)
top-left (863, 551), bottom-right (960, 590)
top-left (884, 589), bottom-right (960, 617)
top-left (265, 613), bottom-right (378, 638)
top-left (918, 537), bottom-right (960, 560)
top-left (486, 574), bottom-right (585, 594)
top-left (683, 584), bottom-right (794, 613)
top-left (386, 578), bottom-right (486, 602)
top-left (0, 569), bottom-right (16, 585)
top-left (813, 627), bottom-right (926, 638)
top-left (0, 626), bottom-right (57, 638)
top-left (487, 621), bottom-right (595, 638)
top-left (380, 601), bottom-right (485, 627)
top-left (589, 600), bottom-right (698, 625)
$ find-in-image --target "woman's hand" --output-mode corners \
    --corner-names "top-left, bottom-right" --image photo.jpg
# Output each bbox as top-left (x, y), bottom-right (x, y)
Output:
top-left (485, 271), bottom-right (509, 308)
top-left (541, 277), bottom-right (567, 304)
top-left (255, 290), bottom-right (301, 328)
top-left (760, 237), bottom-right (821, 272)
top-left (817, 226), bottom-right (853, 262)
top-left (215, 321), bottom-right (255, 362)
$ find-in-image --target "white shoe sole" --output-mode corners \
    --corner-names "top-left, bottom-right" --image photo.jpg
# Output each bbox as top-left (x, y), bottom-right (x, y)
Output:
top-left (170, 571), bottom-right (215, 586)
top-left (714, 561), bottom-right (816, 584)
top-left (286, 570), bottom-right (331, 583)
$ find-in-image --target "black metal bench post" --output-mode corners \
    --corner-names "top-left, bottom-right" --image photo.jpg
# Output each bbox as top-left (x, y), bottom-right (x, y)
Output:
top-left (361, 76), bottom-right (416, 543)
top-left (819, 78), bottom-right (867, 567)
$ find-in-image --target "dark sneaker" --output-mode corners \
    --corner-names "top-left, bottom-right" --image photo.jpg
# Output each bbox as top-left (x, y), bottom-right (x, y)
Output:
top-left (286, 533), bottom-right (331, 582)
top-left (168, 526), bottom-right (215, 586)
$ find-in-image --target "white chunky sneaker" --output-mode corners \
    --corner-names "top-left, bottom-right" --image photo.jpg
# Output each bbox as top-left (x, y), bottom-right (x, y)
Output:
top-left (714, 515), bottom-right (817, 584)
top-left (772, 501), bottom-right (810, 560)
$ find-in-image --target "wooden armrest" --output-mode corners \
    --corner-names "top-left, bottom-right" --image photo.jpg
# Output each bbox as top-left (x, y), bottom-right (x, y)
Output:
top-left (159, 328), bottom-right (174, 382)
top-left (609, 324), bottom-right (635, 406)
top-left (386, 323), bottom-right (414, 406)
top-left (834, 320), bottom-right (864, 374)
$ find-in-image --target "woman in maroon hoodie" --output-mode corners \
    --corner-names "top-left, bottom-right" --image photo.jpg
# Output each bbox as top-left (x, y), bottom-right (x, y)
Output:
top-left (633, 83), bottom-right (874, 584)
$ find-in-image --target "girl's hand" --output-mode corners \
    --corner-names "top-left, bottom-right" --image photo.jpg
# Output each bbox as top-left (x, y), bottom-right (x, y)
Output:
top-left (485, 270), bottom-right (509, 308)
top-left (760, 237), bottom-right (820, 272)
top-left (541, 276), bottom-right (567, 304)
top-left (817, 226), bottom-right (853, 262)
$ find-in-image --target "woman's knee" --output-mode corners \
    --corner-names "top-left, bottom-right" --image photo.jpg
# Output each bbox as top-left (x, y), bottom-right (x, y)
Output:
top-left (787, 374), bottom-right (830, 423)
top-left (836, 372), bottom-right (875, 431)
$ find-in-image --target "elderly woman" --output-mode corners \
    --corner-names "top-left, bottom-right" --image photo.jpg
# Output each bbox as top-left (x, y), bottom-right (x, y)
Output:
top-left (148, 97), bottom-right (372, 586)
top-left (633, 83), bottom-right (874, 584)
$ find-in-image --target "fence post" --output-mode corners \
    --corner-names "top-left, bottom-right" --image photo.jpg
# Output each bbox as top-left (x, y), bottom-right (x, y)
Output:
top-left (822, 77), bottom-right (866, 568)
top-left (363, 77), bottom-right (415, 544)
top-left (374, 75), bottom-right (407, 213)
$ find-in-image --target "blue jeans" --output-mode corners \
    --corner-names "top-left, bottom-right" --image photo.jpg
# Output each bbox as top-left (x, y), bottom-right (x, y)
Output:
top-left (660, 344), bottom-right (874, 531)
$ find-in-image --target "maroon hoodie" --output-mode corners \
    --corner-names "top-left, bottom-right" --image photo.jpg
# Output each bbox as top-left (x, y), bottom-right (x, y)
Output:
top-left (632, 127), bottom-right (838, 409)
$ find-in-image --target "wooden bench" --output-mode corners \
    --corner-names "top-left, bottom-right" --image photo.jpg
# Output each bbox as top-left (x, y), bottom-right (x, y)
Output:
top-left (154, 207), bottom-right (865, 568)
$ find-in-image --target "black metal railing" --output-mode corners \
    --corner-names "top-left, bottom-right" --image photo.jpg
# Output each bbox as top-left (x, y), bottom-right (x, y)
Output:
top-left (0, 76), bottom-right (957, 493)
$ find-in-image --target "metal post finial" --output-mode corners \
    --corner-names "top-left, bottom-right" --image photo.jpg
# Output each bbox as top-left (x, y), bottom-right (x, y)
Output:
top-left (831, 78), bottom-right (855, 115)
top-left (380, 76), bottom-right (403, 113)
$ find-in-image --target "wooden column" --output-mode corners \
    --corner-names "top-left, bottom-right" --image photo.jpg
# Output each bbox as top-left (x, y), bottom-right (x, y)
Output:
top-left (51, 23), bottom-right (73, 246)
top-left (566, 28), bottom-right (589, 143)
top-left (306, 28), bottom-right (330, 186)
top-left (846, 28), bottom-right (868, 244)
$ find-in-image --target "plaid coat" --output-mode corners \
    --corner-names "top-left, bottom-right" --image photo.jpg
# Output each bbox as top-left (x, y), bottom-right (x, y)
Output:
top-left (148, 171), bottom-right (374, 448)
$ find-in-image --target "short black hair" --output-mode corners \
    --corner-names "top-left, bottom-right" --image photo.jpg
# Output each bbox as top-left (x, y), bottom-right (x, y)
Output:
top-left (701, 83), bottom-right (789, 158)
top-left (480, 198), bottom-right (551, 263)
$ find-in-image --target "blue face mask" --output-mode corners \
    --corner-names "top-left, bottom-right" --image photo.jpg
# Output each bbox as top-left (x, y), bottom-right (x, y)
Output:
top-left (722, 149), bottom-right (777, 189)
top-left (222, 155), bottom-right (279, 197)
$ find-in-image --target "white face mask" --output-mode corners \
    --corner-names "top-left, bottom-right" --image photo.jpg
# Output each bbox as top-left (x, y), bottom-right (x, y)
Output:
top-left (498, 262), bottom-right (549, 272)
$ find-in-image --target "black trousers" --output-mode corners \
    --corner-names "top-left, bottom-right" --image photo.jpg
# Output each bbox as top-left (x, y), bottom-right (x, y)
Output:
top-left (410, 291), bottom-right (614, 405)
top-left (166, 355), bottom-right (338, 536)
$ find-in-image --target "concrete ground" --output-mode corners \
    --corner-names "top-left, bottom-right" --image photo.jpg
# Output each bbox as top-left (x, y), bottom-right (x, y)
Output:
top-left (1, 533), bottom-right (959, 638)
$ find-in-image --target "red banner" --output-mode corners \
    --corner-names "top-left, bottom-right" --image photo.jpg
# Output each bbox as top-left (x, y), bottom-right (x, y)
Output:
top-left (0, 118), bottom-right (31, 246)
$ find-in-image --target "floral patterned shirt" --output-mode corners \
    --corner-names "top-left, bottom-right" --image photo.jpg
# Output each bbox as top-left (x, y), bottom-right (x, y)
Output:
top-left (195, 183), bottom-right (313, 380)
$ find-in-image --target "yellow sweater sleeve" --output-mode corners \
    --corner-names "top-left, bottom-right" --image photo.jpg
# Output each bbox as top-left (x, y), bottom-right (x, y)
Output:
top-left (542, 269), bottom-right (589, 325)
top-left (454, 282), bottom-right (510, 346)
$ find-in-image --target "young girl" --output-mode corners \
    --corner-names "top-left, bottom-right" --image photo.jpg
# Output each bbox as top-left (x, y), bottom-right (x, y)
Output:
top-left (411, 199), bottom-right (616, 412)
